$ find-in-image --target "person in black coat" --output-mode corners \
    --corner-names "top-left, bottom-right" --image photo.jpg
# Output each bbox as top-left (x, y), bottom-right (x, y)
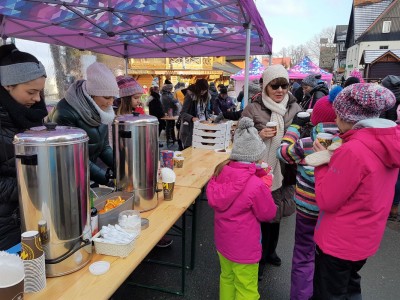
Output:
top-left (0, 44), bottom-right (47, 250)
top-left (146, 85), bottom-right (166, 146)
top-left (50, 62), bottom-right (118, 186)
top-left (300, 74), bottom-right (329, 109)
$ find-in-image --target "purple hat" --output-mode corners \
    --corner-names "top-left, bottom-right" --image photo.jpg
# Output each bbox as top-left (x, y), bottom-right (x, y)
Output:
top-left (116, 75), bottom-right (144, 97)
top-left (333, 83), bottom-right (396, 123)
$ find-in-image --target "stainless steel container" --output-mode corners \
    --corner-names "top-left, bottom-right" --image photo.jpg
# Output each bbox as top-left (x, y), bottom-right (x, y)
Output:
top-left (13, 124), bottom-right (92, 277)
top-left (113, 113), bottom-right (159, 212)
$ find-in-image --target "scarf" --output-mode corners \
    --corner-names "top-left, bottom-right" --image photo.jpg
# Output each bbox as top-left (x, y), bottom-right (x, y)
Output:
top-left (261, 92), bottom-right (289, 191)
top-left (65, 80), bottom-right (115, 126)
top-left (0, 86), bottom-right (48, 129)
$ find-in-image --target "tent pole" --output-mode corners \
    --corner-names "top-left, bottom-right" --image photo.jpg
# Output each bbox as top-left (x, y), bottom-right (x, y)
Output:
top-left (243, 23), bottom-right (251, 107)
top-left (269, 54), bottom-right (272, 66)
top-left (124, 43), bottom-right (128, 75)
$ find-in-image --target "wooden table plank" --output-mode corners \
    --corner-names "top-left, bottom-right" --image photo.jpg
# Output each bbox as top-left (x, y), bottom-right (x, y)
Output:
top-left (173, 147), bottom-right (230, 189)
top-left (25, 186), bottom-right (201, 300)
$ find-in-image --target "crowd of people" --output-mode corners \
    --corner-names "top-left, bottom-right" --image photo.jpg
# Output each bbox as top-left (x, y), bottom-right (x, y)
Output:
top-left (1, 43), bottom-right (400, 300)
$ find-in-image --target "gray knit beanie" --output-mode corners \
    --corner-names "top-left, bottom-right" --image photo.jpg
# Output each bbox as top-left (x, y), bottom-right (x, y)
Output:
top-left (302, 74), bottom-right (322, 88)
top-left (85, 62), bottom-right (119, 97)
top-left (230, 117), bottom-right (266, 162)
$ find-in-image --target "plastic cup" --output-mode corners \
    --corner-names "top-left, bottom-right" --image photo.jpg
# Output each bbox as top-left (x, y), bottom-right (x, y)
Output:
top-left (162, 182), bottom-right (175, 200)
top-left (316, 133), bottom-right (334, 148)
top-left (174, 151), bottom-right (183, 158)
top-left (118, 210), bottom-right (141, 235)
top-left (266, 121), bottom-right (277, 136)
top-left (297, 112), bottom-right (310, 119)
top-left (0, 253), bottom-right (24, 300)
top-left (174, 157), bottom-right (184, 168)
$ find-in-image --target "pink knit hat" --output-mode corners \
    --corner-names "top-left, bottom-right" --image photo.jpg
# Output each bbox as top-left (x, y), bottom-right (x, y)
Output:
top-left (333, 83), bottom-right (396, 123)
top-left (116, 75), bottom-right (144, 97)
top-left (311, 85), bottom-right (343, 125)
top-left (311, 96), bottom-right (336, 125)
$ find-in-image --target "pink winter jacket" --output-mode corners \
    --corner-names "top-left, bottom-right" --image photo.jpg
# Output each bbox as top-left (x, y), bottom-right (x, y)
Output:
top-left (314, 120), bottom-right (400, 261)
top-left (206, 161), bottom-right (277, 264)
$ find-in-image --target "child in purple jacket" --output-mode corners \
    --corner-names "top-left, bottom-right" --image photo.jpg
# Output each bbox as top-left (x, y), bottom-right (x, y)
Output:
top-left (207, 117), bottom-right (277, 300)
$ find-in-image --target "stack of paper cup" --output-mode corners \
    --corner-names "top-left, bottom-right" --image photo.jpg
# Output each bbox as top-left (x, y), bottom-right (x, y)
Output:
top-left (21, 231), bottom-right (46, 293)
top-left (160, 150), bottom-right (174, 169)
top-left (0, 251), bottom-right (24, 300)
top-left (161, 167), bottom-right (176, 200)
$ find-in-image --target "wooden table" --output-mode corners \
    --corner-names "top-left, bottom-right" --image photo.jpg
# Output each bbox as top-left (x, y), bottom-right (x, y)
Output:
top-left (25, 186), bottom-right (201, 300)
top-left (174, 147), bottom-right (230, 189)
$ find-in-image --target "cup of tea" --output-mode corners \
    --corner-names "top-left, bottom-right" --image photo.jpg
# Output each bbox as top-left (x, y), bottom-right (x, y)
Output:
top-left (0, 253), bottom-right (25, 300)
top-left (173, 157), bottom-right (184, 168)
top-left (306, 109), bottom-right (313, 115)
top-left (297, 112), bottom-right (310, 119)
top-left (162, 181), bottom-right (175, 200)
top-left (266, 121), bottom-right (277, 136)
top-left (316, 133), bottom-right (334, 148)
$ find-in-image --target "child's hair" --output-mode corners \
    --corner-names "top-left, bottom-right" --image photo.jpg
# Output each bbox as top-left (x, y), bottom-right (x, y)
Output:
top-left (116, 96), bottom-right (133, 115)
top-left (213, 159), bottom-right (231, 177)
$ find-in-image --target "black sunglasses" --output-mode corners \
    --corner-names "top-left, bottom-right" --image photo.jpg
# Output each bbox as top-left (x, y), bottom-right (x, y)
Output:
top-left (270, 84), bottom-right (289, 90)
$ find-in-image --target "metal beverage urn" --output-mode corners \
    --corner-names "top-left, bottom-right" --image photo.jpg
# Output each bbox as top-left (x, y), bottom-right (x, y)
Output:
top-left (13, 123), bottom-right (92, 277)
top-left (113, 113), bottom-right (159, 212)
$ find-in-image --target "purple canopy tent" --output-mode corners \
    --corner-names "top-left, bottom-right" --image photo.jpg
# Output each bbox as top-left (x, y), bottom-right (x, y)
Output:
top-left (0, 0), bottom-right (272, 105)
top-left (230, 57), bottom-right (264, 96)
top-left (288, 56), bottom-right (333, 81)
top-left (0, 0), bottom-right (272, 58)
top-left (231, 57), bottom-right (265, 80)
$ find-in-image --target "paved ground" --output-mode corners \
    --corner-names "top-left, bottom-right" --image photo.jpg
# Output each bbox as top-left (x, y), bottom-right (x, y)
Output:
top-left (111, 133), bottom-right (400, 300)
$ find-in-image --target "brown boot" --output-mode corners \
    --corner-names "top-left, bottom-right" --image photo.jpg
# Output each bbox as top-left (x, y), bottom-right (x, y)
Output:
top-left (389, 205), bottom-right (399, 220)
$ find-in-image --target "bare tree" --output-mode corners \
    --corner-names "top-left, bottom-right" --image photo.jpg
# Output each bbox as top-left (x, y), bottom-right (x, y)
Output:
top-left (305, 26), bottom-right (335, 63)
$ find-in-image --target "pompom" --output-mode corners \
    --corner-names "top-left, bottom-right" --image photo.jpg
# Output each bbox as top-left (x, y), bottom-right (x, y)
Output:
top-left (328, 86), bottom-right (343, 103)
top-left (238, 117), bottom-right (254, 129)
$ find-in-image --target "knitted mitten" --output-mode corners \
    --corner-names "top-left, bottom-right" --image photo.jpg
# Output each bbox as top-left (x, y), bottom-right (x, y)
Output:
top-left (305, 141), bottom-right (342, 167)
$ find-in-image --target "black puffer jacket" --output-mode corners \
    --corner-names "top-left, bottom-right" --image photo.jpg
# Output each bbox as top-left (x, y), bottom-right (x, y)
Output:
top-left (0, 104), bottom-right (22, 250)
top-left (300, 84), bottom-right (329, 109)
top-left (49, 99), bottom-right (113, 185)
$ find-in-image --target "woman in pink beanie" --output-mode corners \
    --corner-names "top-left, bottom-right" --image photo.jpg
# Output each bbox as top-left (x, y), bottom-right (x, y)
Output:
top-left (311, 83), bottom-right (400, 299)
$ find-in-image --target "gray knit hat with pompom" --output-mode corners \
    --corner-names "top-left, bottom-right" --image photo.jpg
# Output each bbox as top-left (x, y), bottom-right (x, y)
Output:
top-left (230, 117), bottom-right (266, 162)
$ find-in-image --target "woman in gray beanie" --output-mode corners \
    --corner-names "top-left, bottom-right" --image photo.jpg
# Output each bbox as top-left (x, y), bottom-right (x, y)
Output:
top-left (50, 62), bottom-right (118, 186)
top-left (0, 44), bottom-right (47, 250)
top-left (242, 64), bottom-right (302, 278)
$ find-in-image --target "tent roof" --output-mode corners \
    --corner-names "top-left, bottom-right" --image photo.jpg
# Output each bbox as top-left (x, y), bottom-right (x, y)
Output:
top-left (288, 56), bottom-right (332, 80)
top-left (230, 57), bottom-right (265, 80)
top-left (0, 0), bottom-right (272, 58)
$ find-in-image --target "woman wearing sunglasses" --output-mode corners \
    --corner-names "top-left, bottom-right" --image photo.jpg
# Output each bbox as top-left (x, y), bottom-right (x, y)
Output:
top-left (242, 64), bottom-right (302, 280)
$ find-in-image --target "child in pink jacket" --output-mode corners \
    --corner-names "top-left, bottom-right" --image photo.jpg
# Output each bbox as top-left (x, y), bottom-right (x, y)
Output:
top-left (207, 117), bottom-right (277, 300)
top-left (311, 83), bottom-right (400, 299)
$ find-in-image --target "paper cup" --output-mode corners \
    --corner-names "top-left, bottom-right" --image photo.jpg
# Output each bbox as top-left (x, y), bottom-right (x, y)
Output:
top-left (174, 151), bottom-right (183, 158)
top-left (266, 121), bottom-right (277, 136)
top-left (173, 157), bottom-right (184, 168)
top-left (306, 109), bottom-right (313, 114)
top-left (162, 182), bottom-right (175, 200)
top-left (0, 252), bottom-right (25, 300)
top-left (297, 112), bottom-right (310, 119)
top-left (316, 133), bottom-right (334, 148)
top-left (23, 254), bottom-right (46, 293)
top-left (21, 231), bottom-right (43, 260)
top-left (160, 150), bottom-right (174, 169)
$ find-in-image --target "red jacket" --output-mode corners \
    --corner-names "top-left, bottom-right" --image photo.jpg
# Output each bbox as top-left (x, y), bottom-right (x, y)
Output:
top-left (206, 161), bottom-right (276, 264)
top-left (314, 120), bottom-right (400, 261)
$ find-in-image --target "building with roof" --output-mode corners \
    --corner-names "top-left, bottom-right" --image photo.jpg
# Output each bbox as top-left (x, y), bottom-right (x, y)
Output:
top-left (333, 25), bottom-right (349, 78)
top-left (345, 0), bottom-right (400, 76)
top-left (360, 49), bottom-right (400, 79)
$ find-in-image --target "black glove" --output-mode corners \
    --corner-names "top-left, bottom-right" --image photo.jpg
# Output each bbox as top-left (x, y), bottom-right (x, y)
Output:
top-left (105, 168), bottom-right (115, 180)
top-left (292, 112), bottom-right (310, 127)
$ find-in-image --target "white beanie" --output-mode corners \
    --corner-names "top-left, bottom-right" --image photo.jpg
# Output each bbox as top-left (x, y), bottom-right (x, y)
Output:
top-left (262, 64), bottom-right (289, 87)
top-left (85, 62), bottom-right (119, 97)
